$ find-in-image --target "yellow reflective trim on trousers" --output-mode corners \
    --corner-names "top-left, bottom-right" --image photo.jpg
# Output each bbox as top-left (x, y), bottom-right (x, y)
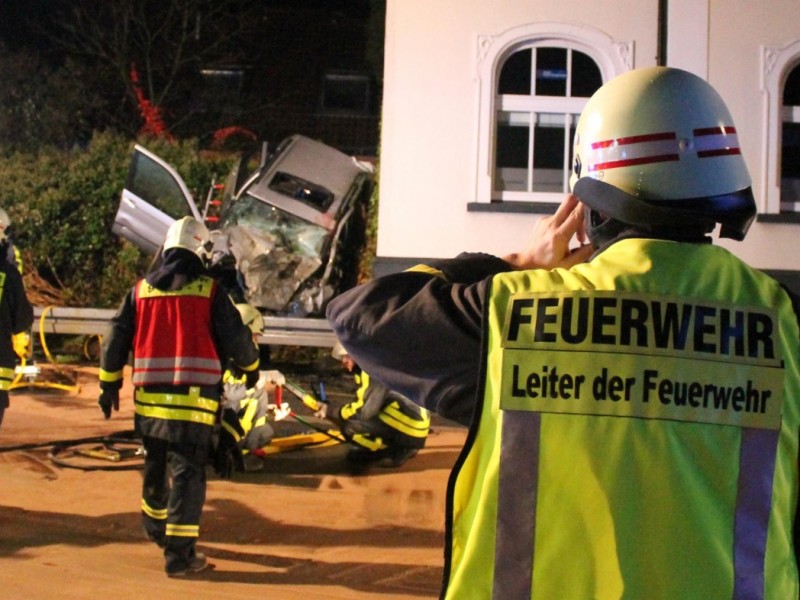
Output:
top-left (0, 367), bottom-right (15, 379)
top-left (141, 499), bottom-right (167, 520)
top-left (379, 403), bottom-right (430, 438)
top-left (352, 433), bottom-right (386, 451)
top-left (166, 523), bottom-right (199, 538)
top-left (135, 388), bottom-right (218, 426)
top-left (99, 368), bottom-right (123, 383)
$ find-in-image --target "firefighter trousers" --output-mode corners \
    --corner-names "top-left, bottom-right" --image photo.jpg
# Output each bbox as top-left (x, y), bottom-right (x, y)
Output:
top-left (140, 436), bottom-right (208, 573)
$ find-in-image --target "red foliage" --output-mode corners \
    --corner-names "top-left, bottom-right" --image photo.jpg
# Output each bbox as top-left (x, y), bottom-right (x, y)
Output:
top-left (130, 65), bottom-right (175, 142)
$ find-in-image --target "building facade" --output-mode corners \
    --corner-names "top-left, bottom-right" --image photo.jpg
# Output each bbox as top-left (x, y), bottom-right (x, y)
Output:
top-left (374, 0), bottom-right (800, 290)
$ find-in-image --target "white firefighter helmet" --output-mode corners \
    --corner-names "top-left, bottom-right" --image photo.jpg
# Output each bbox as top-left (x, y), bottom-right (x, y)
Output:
top-left (0, 208), bottom-right (10, 242)
top-left (162, 217), bottom-right (211, 257)
top-left (570, 66), bottom-right (755, 242)
top-left (331, 340), bottom-right (349, 361)
top-left (235, 303), bottom-right (264, 334)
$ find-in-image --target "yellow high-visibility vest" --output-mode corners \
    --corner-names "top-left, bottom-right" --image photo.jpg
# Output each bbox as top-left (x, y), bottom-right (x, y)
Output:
top-left (444, 238), bottom-right (800, 599)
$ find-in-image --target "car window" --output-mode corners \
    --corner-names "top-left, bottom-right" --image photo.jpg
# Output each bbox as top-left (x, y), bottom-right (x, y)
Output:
top-left (125, 150), bottom-right (196, 220)
top-left (268, 172), bottom-right (335, 212)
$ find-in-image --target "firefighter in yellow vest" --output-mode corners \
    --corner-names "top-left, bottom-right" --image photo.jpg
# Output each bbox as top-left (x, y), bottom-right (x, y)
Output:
top-left (330, 340), bottom-right (430, 469)
top-left (99, 217), bottom-right (259, 578)
top-left (327, 67), bottom-right (800, 598)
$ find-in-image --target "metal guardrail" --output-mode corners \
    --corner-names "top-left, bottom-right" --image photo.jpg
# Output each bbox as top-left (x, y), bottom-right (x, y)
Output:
top-left (32, 306), bottom-right (336, 348)
top-left (33, 306), bottom-right (115, 336)
top-left (256, 317), bottom-right (336, 348)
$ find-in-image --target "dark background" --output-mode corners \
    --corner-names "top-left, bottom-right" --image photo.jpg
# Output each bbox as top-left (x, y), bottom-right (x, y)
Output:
top-left (0, 0), bottom-right (384, 155)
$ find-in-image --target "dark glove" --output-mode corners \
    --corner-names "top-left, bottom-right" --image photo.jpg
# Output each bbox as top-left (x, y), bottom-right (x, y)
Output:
top-left (244, 368), bottom-right (260, 390)
top-left (213, 429), bottom-right (244, 479)
top-left (98, 388), bottom-right (120, 419)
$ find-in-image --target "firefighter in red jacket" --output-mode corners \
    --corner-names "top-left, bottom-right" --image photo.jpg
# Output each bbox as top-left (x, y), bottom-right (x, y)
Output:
top-left (98, 217), bottom-right (259, 577)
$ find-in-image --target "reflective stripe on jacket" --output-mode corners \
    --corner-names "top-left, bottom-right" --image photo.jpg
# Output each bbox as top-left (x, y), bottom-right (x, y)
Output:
top-left (446, 238), bottom-right (800, 599)
top-left (132, 276), bottom-right (221, 387)
top-left (134, 386), bottom-right (219, 427)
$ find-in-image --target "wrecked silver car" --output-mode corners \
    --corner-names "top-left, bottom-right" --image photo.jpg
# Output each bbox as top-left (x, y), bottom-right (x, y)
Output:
top-left (113, 134), bottom-right (374, 317)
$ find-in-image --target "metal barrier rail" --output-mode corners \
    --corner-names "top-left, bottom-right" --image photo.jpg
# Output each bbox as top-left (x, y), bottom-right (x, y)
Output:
top-left (256, 317), bottom-right (336, 347)
top-left (32, 306), bottom-right (336, 348)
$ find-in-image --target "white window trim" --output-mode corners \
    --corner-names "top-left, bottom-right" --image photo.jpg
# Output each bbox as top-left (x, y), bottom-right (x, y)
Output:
top-left (761, 41), bottom-right (800, 214)
top-left (472, 22), bottom-right (633, 206)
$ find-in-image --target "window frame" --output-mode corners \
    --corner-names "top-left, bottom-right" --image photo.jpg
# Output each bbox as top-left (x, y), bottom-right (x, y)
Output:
top-left (471, 22), bottom-right (632, 211)
top-left (761, 41), bottom-right (800, 218)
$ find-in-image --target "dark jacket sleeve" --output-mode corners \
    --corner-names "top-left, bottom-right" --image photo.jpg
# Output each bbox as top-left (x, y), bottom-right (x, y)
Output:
top-left (0, 261), bottom-right (33, 370)
top-left (100, 290), bottom-right (136, 389)
top-left (326, 252), bottom-right (510, 425)
top-left (4, 263), bottom-right (32, 334)
top-left (211, 288), bottom-right (260, 373)
top-left (99, 289), bottom-right (136, 391)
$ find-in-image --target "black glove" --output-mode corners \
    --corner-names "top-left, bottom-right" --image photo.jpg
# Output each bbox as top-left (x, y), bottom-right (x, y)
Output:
top-left (98, 388), bottom-right (120, 419)
top-left (213, 429), bottom-right (244, 479)
top-left (244, 368), bottom-right (260, 390)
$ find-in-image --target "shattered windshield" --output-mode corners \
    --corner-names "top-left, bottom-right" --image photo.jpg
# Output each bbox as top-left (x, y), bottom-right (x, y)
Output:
top-left (218, 194), bottom-right (331, 315)
top-left (222, 194), bottom-right (328, 257)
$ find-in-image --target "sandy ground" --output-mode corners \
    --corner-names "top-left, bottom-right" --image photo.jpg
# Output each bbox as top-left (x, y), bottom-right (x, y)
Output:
top-left (0, 363), bottom-right (466, 600)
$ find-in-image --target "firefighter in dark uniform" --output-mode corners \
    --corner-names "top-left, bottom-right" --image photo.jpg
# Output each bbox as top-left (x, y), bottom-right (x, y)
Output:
top-left (327, 67), bottom-right (800, 598)
top-left (98, 217), bottom-right (259, 577)
top-left (330, 340), bottom-right (430, 469)
top-left (0, 206), bottom-right (33, 428)
top-left (218, 303), bottom-right (288, 472)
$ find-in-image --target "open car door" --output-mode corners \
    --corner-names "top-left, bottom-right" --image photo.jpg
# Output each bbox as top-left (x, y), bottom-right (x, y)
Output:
top-left (113, 145), bottom-right (202, 254)
top-left (113, 136), bottom-right (373, 316)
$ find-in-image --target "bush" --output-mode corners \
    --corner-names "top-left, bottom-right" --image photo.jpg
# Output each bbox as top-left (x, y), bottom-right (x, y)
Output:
top-left (0, 132), bottom-right (235, 307)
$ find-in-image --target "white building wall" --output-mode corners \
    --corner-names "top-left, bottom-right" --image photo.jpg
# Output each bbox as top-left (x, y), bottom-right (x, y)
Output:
top-left (709, 0), bottom-right (800, 268)
top-left (378, 0), bottom-right (800, 272)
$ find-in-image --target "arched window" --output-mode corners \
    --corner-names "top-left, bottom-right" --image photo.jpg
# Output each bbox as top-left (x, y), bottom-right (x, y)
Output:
top-left (472, 23), bottom-right (632, 210)
top-left (761, 41), bottom-right (800, 216)
top-left (495, 46), bottom-right (602, 195)
top-left (780, 64), bottom-right (800, 211)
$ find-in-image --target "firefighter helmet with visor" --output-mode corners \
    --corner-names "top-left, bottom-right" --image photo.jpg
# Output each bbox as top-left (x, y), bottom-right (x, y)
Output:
top-left (569, 66), bottom-right (756, 246)
top-left (162, 216), bottom-right (211, 258)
